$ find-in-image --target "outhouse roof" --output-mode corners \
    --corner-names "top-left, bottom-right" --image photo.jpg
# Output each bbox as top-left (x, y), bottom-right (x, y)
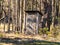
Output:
top-left (25, 10), bottom-right (43, 16)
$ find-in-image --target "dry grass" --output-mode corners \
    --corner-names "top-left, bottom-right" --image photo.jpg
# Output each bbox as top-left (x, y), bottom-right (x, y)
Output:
top-left (0, 43), bottom-right (13, 45)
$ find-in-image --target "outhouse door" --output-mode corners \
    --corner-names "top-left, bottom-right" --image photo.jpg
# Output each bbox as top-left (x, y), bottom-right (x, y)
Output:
top-left (25, 11), bottom-right (41, 35)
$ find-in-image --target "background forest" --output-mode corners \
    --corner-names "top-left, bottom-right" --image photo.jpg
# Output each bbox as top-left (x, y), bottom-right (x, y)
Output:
top-left (0, 0), bottom-right (60, 38)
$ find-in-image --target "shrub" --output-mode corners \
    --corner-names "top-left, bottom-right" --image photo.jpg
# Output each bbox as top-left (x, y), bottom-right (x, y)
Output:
top-left (43, 27), bottom-right (48, 34)
top-left (0, 33), bottom-right (3, 38)
top-left (39, 27), bottom-right (49, 35)
top-left (39, 28), bottom-right (43, 35)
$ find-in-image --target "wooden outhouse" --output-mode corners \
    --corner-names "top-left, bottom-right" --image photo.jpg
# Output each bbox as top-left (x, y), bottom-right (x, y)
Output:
top-left (25, 11), bottom-right (43, 35)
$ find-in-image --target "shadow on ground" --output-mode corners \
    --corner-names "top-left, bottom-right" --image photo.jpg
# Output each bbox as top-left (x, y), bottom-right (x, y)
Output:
top-left (0, 38), bottom-right (60, 45)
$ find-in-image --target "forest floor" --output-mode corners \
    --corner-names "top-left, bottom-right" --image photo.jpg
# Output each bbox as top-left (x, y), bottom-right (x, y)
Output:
top-left (0, 32), bottom-right (60, 42)
top-left (0, 24), bottom-right (60, 45)
top-left (0, 33), bottom-right (60, 45)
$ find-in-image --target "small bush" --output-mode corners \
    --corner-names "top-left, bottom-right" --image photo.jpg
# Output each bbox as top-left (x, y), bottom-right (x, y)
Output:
top-left (39, 27), bottom-right (49, 35)
top-left (0, 33), bottom-right (3, 38)
top-left (39, 28), bottom-right (43, 35)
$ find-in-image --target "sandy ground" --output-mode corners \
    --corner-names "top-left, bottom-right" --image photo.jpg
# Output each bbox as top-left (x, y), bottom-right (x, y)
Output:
top-left (0, 43), bottom-right (13, 45)
top-left (1, 33), bottom-right (60, 42)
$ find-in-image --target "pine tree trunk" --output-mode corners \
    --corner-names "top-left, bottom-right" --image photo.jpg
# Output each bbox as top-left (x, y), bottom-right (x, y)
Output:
top-left (50, 0), bottom-right (56, 31)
